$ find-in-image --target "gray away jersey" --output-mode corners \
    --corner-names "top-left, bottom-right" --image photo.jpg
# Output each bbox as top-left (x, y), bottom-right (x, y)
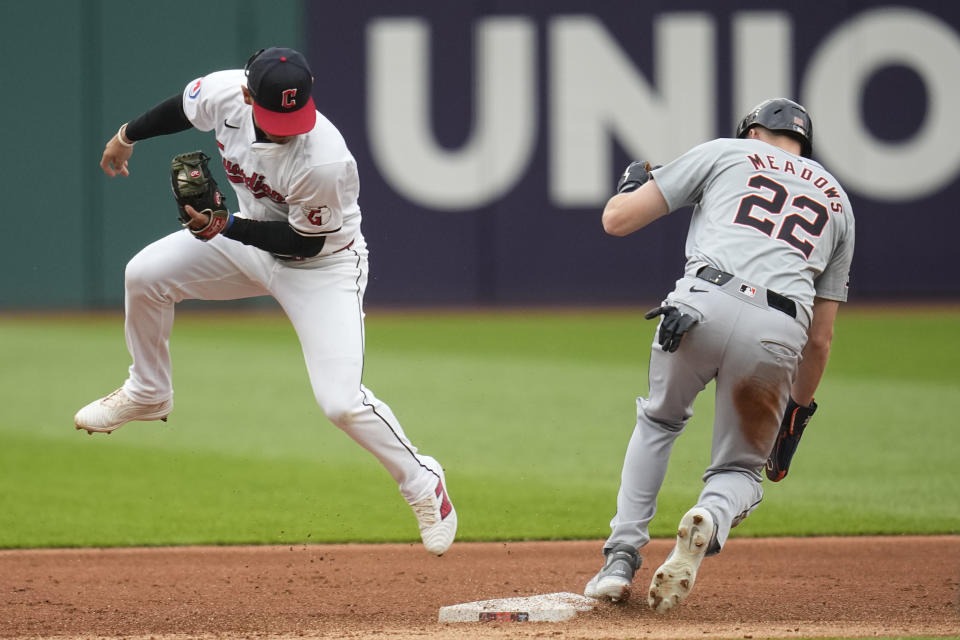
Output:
top-left (652, 138), bottom-right (855, 321)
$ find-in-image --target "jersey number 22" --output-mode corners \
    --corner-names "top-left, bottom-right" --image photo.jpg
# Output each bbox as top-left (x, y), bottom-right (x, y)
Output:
top-left (734, 174), bottom-right (828, 259)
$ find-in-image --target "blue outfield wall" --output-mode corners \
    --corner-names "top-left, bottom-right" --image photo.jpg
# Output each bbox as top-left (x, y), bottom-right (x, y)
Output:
top-left (2, 1), bottom-right (958, 308)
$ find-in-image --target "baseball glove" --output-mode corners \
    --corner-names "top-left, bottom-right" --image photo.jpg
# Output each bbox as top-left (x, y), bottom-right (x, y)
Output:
top-left (170, 151), bottom-right (230, 241)
top-left (617, 161), bottom-right (661, 193)
top-left (765, 398), bottom-right (817, 482)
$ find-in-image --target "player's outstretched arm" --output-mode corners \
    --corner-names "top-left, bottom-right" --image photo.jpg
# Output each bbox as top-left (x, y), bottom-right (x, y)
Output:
top-left (791, 297), bottom-right (839, 405)
top-left (100, 124), bottom-right (135, 177)
top-left (764, 298), bottom-right (839, 482)
top-left (101, 93), bottom-right (194, 178)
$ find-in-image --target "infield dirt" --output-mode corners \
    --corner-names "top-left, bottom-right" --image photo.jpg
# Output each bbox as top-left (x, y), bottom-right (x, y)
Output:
top-left (1, 536), bottom-right (957, 639)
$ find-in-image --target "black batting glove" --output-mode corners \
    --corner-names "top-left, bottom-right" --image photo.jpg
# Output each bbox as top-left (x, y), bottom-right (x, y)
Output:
top-left (644, 305), bottom-right (697, 352)
top-left (617, 161), bottom-right (660, 193)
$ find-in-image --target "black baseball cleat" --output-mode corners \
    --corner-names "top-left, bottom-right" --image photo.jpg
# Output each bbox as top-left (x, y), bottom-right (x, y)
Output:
top-left (584, 543), bottom-right (642, 602)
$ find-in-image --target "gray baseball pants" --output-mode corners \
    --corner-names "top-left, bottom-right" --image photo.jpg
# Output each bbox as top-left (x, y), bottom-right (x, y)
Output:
top-left (606, 275), bottom-right (809, 554)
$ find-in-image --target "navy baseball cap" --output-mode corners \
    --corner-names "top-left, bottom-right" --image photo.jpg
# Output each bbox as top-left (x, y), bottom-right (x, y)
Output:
top-left (245, 47), bottom-right (317, 136)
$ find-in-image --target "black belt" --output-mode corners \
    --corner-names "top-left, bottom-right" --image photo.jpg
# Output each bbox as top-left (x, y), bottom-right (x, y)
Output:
top-left (696, 266), bottom-right (796, 319)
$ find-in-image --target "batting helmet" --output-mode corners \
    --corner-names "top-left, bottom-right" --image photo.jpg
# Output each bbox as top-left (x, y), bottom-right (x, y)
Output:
top-left (735, 98), bottom-right (813, 157)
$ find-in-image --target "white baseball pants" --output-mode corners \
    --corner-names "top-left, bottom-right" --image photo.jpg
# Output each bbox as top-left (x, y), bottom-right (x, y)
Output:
top-left (119, 229), bottom-right (438, 502)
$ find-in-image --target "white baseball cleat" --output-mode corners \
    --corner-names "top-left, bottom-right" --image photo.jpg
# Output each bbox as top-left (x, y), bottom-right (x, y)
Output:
top-left (74, 388), bottom-right (173, 434)
top-left (584, 543), bottom-right (642, 602)
top-left (648, 507), bottom-right (715, 613)
top-left (408, 460), bottom-right (457, 556)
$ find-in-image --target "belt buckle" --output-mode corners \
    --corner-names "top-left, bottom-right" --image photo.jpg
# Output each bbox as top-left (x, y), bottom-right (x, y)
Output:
top-left (700, 268), bottom-right (726, 285)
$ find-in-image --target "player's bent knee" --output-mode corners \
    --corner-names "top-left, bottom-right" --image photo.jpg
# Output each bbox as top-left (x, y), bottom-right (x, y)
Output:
top-left (316, 397), bottom-right (359, 430)
top-left (124, 257), bottom-right (176, 302)
top-left (638, 409), bottom-right (687, 433)
top-left (124, 256), bottom-right (155, 294)
top-left (124, 246), bottom-right (174, 285)
top-left (326, 409), bottom-right (357, 430)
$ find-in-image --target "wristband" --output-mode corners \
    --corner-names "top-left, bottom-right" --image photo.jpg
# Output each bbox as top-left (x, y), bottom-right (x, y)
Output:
top-left (116, 124), bottom-right (135, 148)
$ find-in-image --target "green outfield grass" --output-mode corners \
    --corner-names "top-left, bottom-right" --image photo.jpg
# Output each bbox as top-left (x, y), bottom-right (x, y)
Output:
top-left (0, 305), bottom-right (957, 548)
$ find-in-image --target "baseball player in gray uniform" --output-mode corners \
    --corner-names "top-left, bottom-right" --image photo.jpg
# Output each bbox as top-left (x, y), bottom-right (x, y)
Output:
top-left (73, 47), bottom-right (457, 555)
top-left (584, 99), bottom-right (855, 610)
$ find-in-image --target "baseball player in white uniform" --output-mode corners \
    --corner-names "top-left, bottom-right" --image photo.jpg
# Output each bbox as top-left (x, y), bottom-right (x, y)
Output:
top-left (584, 99), bottom-right (855, 609)
top-left (74, 47), bottom-right (457, 555)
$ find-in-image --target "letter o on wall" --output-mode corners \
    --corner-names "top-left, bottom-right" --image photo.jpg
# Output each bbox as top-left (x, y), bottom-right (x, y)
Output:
top-left (803, 7), bottom-right (960, 201)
